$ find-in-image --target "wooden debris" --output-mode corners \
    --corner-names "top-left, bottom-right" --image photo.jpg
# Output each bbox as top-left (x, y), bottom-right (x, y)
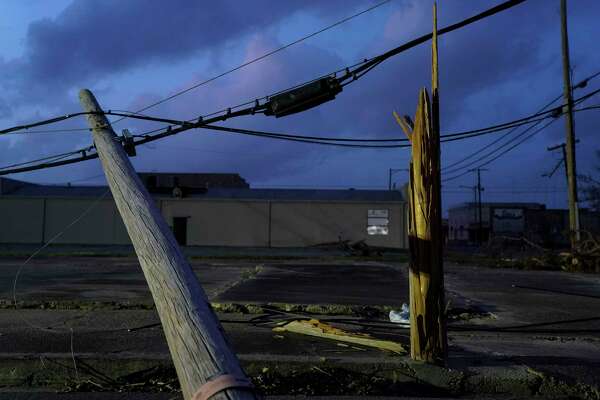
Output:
top-left (560, 230), bottom-right (600, 272)
top-left (273, 319), bottom-right (406, 354)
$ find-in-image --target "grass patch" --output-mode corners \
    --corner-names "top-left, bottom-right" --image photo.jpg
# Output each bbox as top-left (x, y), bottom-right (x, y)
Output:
top-left (0, 299), bottom-right (155, 311)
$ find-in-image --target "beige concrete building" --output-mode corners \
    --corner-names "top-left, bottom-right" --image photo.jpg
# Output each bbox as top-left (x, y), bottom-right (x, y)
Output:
top-left (0, 175), bottom-right (408, 249)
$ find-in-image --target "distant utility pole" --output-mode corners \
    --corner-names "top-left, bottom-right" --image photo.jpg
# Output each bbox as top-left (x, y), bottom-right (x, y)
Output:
top-left (546, 140), bottom-right (579, 181)
top-left (545, 143), bottom-right (568, 180)
top-left (469, 168), bottom-right (487, 244)
top-left (388, 168), bottom-right (408, 190)
top-left (79, 89), bottom-right (257, 400)
top-left (460, 184), bottom-right (477, 230)
top-left (560, 0), bottom-right (580, 247)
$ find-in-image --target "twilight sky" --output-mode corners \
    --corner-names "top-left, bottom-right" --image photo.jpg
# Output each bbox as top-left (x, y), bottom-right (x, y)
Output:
top-left (1, 0), bottom-right (599, 212)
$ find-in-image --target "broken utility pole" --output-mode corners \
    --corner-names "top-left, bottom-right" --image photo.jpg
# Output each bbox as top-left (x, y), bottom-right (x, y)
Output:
top-left (79, 89), bottom-right (258, 400)
top-left (560, 0), bottom-right (580, 247)
top-left (393, 3), bottom-right (447, 364)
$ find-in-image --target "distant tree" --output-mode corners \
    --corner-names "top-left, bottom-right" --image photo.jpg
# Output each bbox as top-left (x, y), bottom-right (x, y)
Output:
top-left (579, 150), bottom-right (600, 212)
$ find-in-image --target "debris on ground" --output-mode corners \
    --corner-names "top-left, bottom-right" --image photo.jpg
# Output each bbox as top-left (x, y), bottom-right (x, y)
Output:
top-left (454, 231), bottom-right (600, 273)
top-left (272, 318), bottom-right (406, 354)
top-left (341, 239), bottom-right (383, 257)
top-left (558, 231), bottom-right (600, 273)
top-left (389, 303), bottom-right (410, 325)
top-left (310, 238), bottom-right (383, 257)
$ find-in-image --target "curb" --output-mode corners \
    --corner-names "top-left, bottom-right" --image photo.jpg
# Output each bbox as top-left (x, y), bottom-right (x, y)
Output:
top-left (0, 354), bottom-right (597, 399)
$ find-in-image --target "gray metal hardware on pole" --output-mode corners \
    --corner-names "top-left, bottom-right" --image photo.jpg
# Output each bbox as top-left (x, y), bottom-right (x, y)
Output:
top-left (79, 89), bottom-right (257, 400)
top-left (560, 0), bottom-right (581, 246)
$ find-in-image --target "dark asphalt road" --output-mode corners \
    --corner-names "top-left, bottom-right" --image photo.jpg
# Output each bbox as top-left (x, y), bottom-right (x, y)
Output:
top-left (0, 257), bottom-right (599, 398)
top-left (216, 262), bottom-right (407, 306)
top-left (0, 258), bottom-right (256, 304)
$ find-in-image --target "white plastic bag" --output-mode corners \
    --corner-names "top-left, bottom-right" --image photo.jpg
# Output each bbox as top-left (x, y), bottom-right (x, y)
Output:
top-left (389, 303), bottom-right (410, 325)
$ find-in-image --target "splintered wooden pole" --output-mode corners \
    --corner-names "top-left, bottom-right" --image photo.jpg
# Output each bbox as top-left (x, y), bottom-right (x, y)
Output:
top-left (396, 3), bottom-right (447, 364)
top-left (406, 89), bottom-right (446, 364)
top-left (79, 89), bottom-right (257, 400)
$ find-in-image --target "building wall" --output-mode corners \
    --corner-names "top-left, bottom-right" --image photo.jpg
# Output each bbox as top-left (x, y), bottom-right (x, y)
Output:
top-left (44, 198), bottom-right (130, 245)
top-left (270, 201), bottom-right (406, 248)
top-left (0, 196), bottom-right (407, 248)
top-left (448, 206), bottom-right (479, 242)
top-left (161, 199), bottom-right (269, 247)
top-left (0, 198), bottom-right (44, 243)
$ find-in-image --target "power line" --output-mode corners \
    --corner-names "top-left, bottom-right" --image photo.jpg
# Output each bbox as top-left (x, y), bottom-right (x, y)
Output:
top-left (0, 112), bottom-right (89, 135)
top-left (442, 118), bottom-right (558, 182)
top-left (199, 124), bottom-right (411, 148)
top-left (0, 109), bottom-right (158, 135)
top-left (336, 0), bottom-right (527, 84)
top-left (2, 0), bottom-right (527, 137)
top-left (441, 98), bottom-right (600, 180)
top-left (442, 87), bottom-right (600, 176)
top-left (443, 73), bottom-right (600, 171)
top-left (114, 0), bottom-right (392, 123)
top-left (443, 118), bottom-right (548, 175)
top-left (0, 148), bottom-right (90, 171)
top-left (2, 102), bottom-right (599, 177)
top-left (0, 0), bottom-right (540, 175)
top-left (11, 87), bottom-right (597, 142)
top-left (0, 126), bottom-right (166, 175)
top-left (185, 101), bottom-right (600, 146)
top-left (0, 104), bottom-right (555, 139)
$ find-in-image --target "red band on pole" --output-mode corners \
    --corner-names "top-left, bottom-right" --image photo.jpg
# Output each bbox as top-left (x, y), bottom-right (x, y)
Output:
top-left (192, 374), bottom-right (255, 400)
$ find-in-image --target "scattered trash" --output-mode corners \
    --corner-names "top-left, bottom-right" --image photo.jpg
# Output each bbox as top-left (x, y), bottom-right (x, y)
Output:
top-left (389, 303), bottom-right (410, 326)
top-left (273, 318), bottom-right (406, 354)
top-left (311, 238), bottom-right (383, 257)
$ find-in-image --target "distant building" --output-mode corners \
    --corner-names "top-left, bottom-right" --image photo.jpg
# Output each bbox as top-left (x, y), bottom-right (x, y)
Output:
top-left (448, 201), bottom-right (600, 247)
top-left (0, 174), bottom-right (408, 249)
top-left (138, 172), bottom-right (249, 193)
top-left (525, 208), bottom-right (600, 248)
top-left (0, 177), bottom-right (37, 195)
top-left (448, 202), bottom-right (545, 243)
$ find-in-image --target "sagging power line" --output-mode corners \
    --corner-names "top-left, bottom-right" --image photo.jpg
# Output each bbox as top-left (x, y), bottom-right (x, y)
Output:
top-left (2, 100), bottom-right (599, 177)
top-left (442, 70), bottom-right (600, 172)
top-left (2, 0), bottom-right (527, 137)
top-left (1, 94), bottom-right (590, 139)
top-left (440, 95), bottom-right (600, 181)
top-left (0, 0), bottom-right (563, 180)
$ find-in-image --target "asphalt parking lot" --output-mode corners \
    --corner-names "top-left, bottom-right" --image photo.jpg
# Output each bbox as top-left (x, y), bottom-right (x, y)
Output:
top-left (0, 254), bottom-right (598, 398)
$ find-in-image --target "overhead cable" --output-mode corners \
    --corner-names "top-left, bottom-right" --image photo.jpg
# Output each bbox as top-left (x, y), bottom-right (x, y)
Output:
top-left (442, 118), bottom-right (558, 182)
top-left (441, 89), bottom-right (600, 177)
top-left (337, 0), bottom-right (527, 84)
top-left (438, 69), bottom-right (600, 171)
top-left (2, 101), bottom-right (599, 177)
top-left (112, 0), bottom-right (392, 122)
top-left (2, 0), bottom-right (528, 136)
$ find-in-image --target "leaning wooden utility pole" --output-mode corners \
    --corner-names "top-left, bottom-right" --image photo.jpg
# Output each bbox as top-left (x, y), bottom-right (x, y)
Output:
top-left (560, 0), bottom-right (580, 247)
top-left (393, 3), bottom-right (447, 364)
top-left (79, 89), bottom-right (258, 400)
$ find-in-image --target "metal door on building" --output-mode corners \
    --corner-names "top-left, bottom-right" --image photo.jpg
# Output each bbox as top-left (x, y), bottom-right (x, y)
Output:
top-left (173, 217), bottom-right (187, 246)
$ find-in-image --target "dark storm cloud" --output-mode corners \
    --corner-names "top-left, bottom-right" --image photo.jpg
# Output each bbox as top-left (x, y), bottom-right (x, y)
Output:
top-left (0, 98), bottom-right (11, 119)
top-left (2, 0), bottom-right (599, 204)
top-left (85, 0), bottom-right (599, 185)
top-left (2, 0), bottom-right (366, 103)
